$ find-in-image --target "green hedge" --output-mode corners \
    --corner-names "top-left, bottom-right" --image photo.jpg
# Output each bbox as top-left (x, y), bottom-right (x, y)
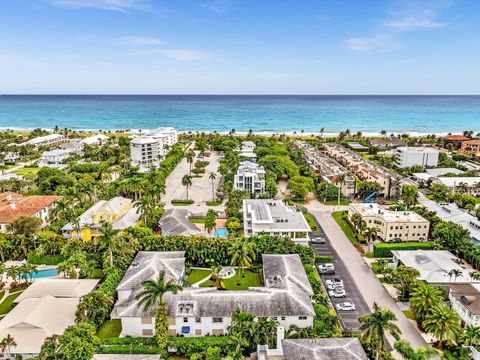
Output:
top-left (315, 255), bottom-right (332, 263)
top-left (27, 252), bottom-right (64, 265)
top-left (99, 345), bottom-right (160, 354)
top-left (373, 242), bottom-right (434, 258)
top-left (169, 336), bottom-right (229, 356)
top-left (171, 199), bottom-right (195, 205)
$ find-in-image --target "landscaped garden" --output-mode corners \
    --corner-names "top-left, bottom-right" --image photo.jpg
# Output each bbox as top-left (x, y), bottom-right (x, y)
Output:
top-left (97, 319), bottom-right (122, 339)
top-left (0, 290), bottom-right (24, 315)
top-left (187, 268), bottom-right (262, 290)
top-left (332, 211), bottom-right (360, 245)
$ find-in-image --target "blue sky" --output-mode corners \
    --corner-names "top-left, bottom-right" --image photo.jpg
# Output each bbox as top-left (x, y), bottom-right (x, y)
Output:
top-left (1, 0), bottom-right (479, 94)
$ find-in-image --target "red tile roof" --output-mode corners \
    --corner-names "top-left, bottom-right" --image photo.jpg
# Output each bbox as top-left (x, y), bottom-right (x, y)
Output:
top-left (444, 135), bottom-right (470, 141)
top-left (463, 139), bottom-right (480, 145)
top-left (0, 192), bottom-right (60, 224)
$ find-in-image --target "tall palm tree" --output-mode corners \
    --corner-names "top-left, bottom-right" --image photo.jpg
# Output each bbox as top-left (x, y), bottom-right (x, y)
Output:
top-left (186, 149), bottom-right (195, 175)
top-left (359, 302), bottom-right (402, 360)
top-left (394, 340), bottom-right (439, 360)
top-left (423, 304), bottom-right (461, 349)
top-left (461, 325), bottom-right (480, 346)
top-left (409, 282), bottom-right (443, 324)
top-left (230, 242), bottom-right (255, 286)
top-left (135, 271), bottom-right (183, 350)
top-left (209, 171), bottom-right (217, 202)
top-left (364, 227), bottom-right (378, 253)
top-left (134, 195), bottom-right (153, 226)
top-left (0, 334), bottom-right (17, 358)
top-left (320, 127), bottom-right (325, 138)
top-left (95, 221), bottom-right (120, 267)
top-left (182, 175), bottom-right (192, 200)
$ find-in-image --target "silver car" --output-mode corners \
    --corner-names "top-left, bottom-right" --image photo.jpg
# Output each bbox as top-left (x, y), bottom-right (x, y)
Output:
top-left (328, 288), bottom-right (346, 298)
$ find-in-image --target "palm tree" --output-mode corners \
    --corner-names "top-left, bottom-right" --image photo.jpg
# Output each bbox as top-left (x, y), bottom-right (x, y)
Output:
top-left (95, 221), bottom-right (120, 267)
top-left (182, 175), bottom-right (192, 200)
top-left (320, 127), bottom-right (325, 138)
top-left (209, 171), bottom-right (217, 202)
top-left (186, 149), bottom-right (195, 175)
top-left (409, 282), bottom-right (443, 324)
top-left (359, 302), bottom-right (401, 360)
top-left (227, 333), bottom-right (248, 359)
top-left (6, 266), bottom-right (20, 287)
top-left (0, 334), bottom-right (17, 358)
top-left (134, 195), bottom-right (153, 226)
top-left (394, 340), bottom-right (439, 360)
top-left (135, 271), bottom-right (183, 350)
top-left (423, 304), bottom-right (461, 349)
top-left (448, 268), bottom-right (463, 283)
top-left (461, 325), bottom-right (480, 346)
top-left (230, 242), bottom-right (255, 286)
top-left (470, 271), bottom-right (480, 282)
top-left (363, 227), bottom-right (378, 253)
top-left (401, 185), bottom-right (419, 209)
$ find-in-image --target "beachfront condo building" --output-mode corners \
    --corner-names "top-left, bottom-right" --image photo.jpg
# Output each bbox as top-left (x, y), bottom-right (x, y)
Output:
top-left (394, 147), bottom-right (439, 168)
top-left (113, 252), bottom-right (314, 337)
top-left (243, 199), bottom-right (311, 245)
top-left (130, 127), bottom-right (178, 172)
top-left (461, 139), bottom-right (480, 156)
top-left (234, 161), bottom-right (266, 195)
top-left (60, 196), bottom-right (141, 241)
top-left (348, 203), bottom-right (430, 242)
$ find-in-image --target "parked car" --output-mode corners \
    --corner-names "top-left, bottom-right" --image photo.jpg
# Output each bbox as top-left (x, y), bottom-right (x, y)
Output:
top-left (391, 238), bottom-right (403, 243)
top-left (327, 282), bottom-right (344, 290)
top-left (310, 236), bottom-right (326, 244)
top-left (335, 302), bottom-right (356, 311)
top-left (328, 288), bottom-right (346, 298)
top-left (317, 263), bottom-right (335, 275)
top-left (325, 278), bottom-right (343, 287)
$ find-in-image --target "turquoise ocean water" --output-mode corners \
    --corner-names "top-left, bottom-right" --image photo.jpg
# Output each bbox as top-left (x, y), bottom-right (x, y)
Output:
top-left (0, 95), bottom-right (479, 134)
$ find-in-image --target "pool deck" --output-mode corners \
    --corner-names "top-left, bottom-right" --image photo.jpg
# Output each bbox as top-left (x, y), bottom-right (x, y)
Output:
top-left (196, 218), bottom-right (227, 237)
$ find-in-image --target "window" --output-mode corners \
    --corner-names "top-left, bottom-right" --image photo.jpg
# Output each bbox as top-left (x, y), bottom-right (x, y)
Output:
top-left (183, 318), bottom-right (188, 323)
top-left (298, 316), bottom-right (307, 320)
top-left (141, 317), bottom-right (152, 324)
top-left (195, 318), bottom-right (201, 323)
top-left (142, 329), bottom-right (153, 336)
top-left (281, 316), bottom-right (286, 321)
top-left (213, 317), bottom-right (223, 323)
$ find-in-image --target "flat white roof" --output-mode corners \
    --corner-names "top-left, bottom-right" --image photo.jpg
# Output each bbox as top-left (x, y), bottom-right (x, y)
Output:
top-left (436, 177), bottom-right (480, 187)
top-left (396, 146), bottom-right (439, 153)
top-left (350, 203), bottom-right (428, 223)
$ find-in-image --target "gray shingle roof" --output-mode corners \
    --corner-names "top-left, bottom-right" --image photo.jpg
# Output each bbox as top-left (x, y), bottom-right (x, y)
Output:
top-left (158, 208), bottom-right (206, 236)
top-left (282, 338), bottom-right (368, 360)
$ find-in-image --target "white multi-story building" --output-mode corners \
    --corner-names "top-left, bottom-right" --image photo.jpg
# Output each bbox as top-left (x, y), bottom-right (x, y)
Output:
top-left (431, 177), bottom-right (480, 196)
top-left (394, 147), bottom-right (439, 168)
top-left (234, 161), bottom-right (265, 195)
top-left (130, 128), bottom-right (177, 172)
top-left (449, 284), bottom-right (480, 327)
top-left (23, 134), bottom-right (65, 148)
top-left (114, 252), bottom-right (314, 337)
top-left (348, 203), bottom-right (430, 242)
top-left (236, 141), bottom-right (257, 161)
top-left (38, 142), bottom-right (83, 168)
top-left (243, 199), bottom-right (311, 245)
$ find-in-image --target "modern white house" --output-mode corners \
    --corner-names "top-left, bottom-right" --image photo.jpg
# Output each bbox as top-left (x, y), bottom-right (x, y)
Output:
top-left (234, 161), bottom-right (266, 195)
top-left (243, 199), bottom-right (311, 245)
top-left (130, 127), bottom-right (178, 172)
top-left (391, 250), bottom-right (480, 285)
top-left (236, 141), bottom-right (257, 161)
top-left (38, 142), bottom-right (83, 168)
top-left (419, 198), bottom-right (480, 244)
top-left (81, 134), bottom-right (109, 145)
top-left (449, 284), bottom-right (480, 327)
top-left (394, 147), bottom-right (439, 168)
top-left (0, 278), bottom-right (99, 358)
top-left (113, 252), bottom-right (314, 338)
top-left (431, 177), bottom-right (480, 196)
top-left (23, 133), bottom-right (65, 148)
top-left (348, 203), bottom-right (430, 242)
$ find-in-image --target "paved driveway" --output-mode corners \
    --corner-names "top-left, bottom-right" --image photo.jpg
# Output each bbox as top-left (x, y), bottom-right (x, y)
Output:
top-left (310, 209), bottom-right (428, 350)
top-left (163, 150), bottom-right (225, 214)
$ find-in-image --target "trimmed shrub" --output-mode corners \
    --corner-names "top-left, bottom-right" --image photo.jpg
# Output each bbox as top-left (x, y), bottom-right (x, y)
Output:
top-left (169, 336), bottom-right (229, 357)
top-left (373, 242), bottom-right (434, 258)
top-left (171, 199), bottom-right (195, 205)
top-left (315, 255), bottom-right (332, 263)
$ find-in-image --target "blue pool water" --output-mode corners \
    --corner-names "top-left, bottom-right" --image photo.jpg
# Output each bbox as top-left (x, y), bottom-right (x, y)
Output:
top-left (214, 228), bottom-right (228, 238)
top-left (19, 268), bottom-right (59, 280)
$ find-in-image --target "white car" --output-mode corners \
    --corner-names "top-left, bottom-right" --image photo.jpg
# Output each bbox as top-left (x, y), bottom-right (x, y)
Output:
top-left (317, 263), bottom-right (335, 274)
top-left (328, 288), bottom-right (346, 298)
top-left (336, 302), bottom-right (356, 311)
top-left (310, 236), bottom-right (326, 244)
top-left (325, 278), bottom-right (343, 287)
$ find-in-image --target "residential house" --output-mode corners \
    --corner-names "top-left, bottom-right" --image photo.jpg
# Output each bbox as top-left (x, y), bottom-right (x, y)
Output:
top-left (3, 151), bottom-right (20, 163)
top-left (60, 196), bottom-right (141, 241)
top-left (158, 208), bottom-right (207, 237)
top-left (431, 177), bottom-right (480, 196)
top-left (236, 141), bottom-right (257, 161)
top-left (38, 142), bottom-right (83, 168)
top-left (348, 203), bottom-right (429, 242)
top-left (0, 278), bottom-right (98, 357)
top-left (449, 284), bottom-right (480, 327)
top-left (114, 252), bottom-right (314, 337)
top-left (234, 161), bottom-right (266, 195)
top-left (81, 134), bottom-right (109, 145)
top-left (394, 147), bottom-right (439, 168)
top-left (243, 199), bottom-right (311, 245)
top-left (23, 134), bottom-right (65, 147)
top-left (442, 135), bottom-right (471, 150)
top-left (0, 192), bottom-right (60, 232)
top-left (130, 128), bottom-right (178, 172)
top-left (370, 137), bottom-right (407, 149)
top-left (461, 139), bottom-right (480, 156)
top-left (391, 250), bottom-right (480, 285)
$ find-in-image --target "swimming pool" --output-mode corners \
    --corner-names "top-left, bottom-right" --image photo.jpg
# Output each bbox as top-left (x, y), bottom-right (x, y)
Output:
top-left (214, 228), bottom-right (228, 238)
top-left (19, 268), bottom-right (59, 280)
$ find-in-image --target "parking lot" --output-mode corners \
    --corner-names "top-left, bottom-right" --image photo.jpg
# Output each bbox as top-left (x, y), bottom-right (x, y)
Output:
top-left (310, 227), bottom-right (370, 333)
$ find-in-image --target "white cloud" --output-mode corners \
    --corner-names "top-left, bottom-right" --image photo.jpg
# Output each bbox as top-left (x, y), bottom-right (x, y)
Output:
top-left (383, 9), bottom-right (450, 31)
top-left (114, 36), bottom-right (163, 46)
top-left (48, 0), bottom-right (152, 13)
top-left (159, 49), bottom-right (211, 62)
top-left (345, 34), bottom-right (400, 52)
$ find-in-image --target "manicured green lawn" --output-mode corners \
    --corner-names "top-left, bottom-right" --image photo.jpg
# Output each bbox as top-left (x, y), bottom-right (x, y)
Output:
top-left (221, 270), bottom-right (262, 290)
top-left (90, 268), bottom-right (104, 279)
top-left (0, 291), bottom-right (4, 300)
top-left (97, 319), bottom-right (122, 339)
top-left (189, 217), bottom-right (205, 224)
top-left (14, 167), bottom-right (40, 176)
top-left (187, 269), bottom-right (211, 284)
top-left (0, 291), bottom-right (24, 315)
top-left (206, 200), bottom-right (222, 206)
top-left (303, 213), bottom-right (318, 231)
top-left (322, 199), bottom-right (351, 206)
top-left (332, 211), bottom-right (360, 245)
